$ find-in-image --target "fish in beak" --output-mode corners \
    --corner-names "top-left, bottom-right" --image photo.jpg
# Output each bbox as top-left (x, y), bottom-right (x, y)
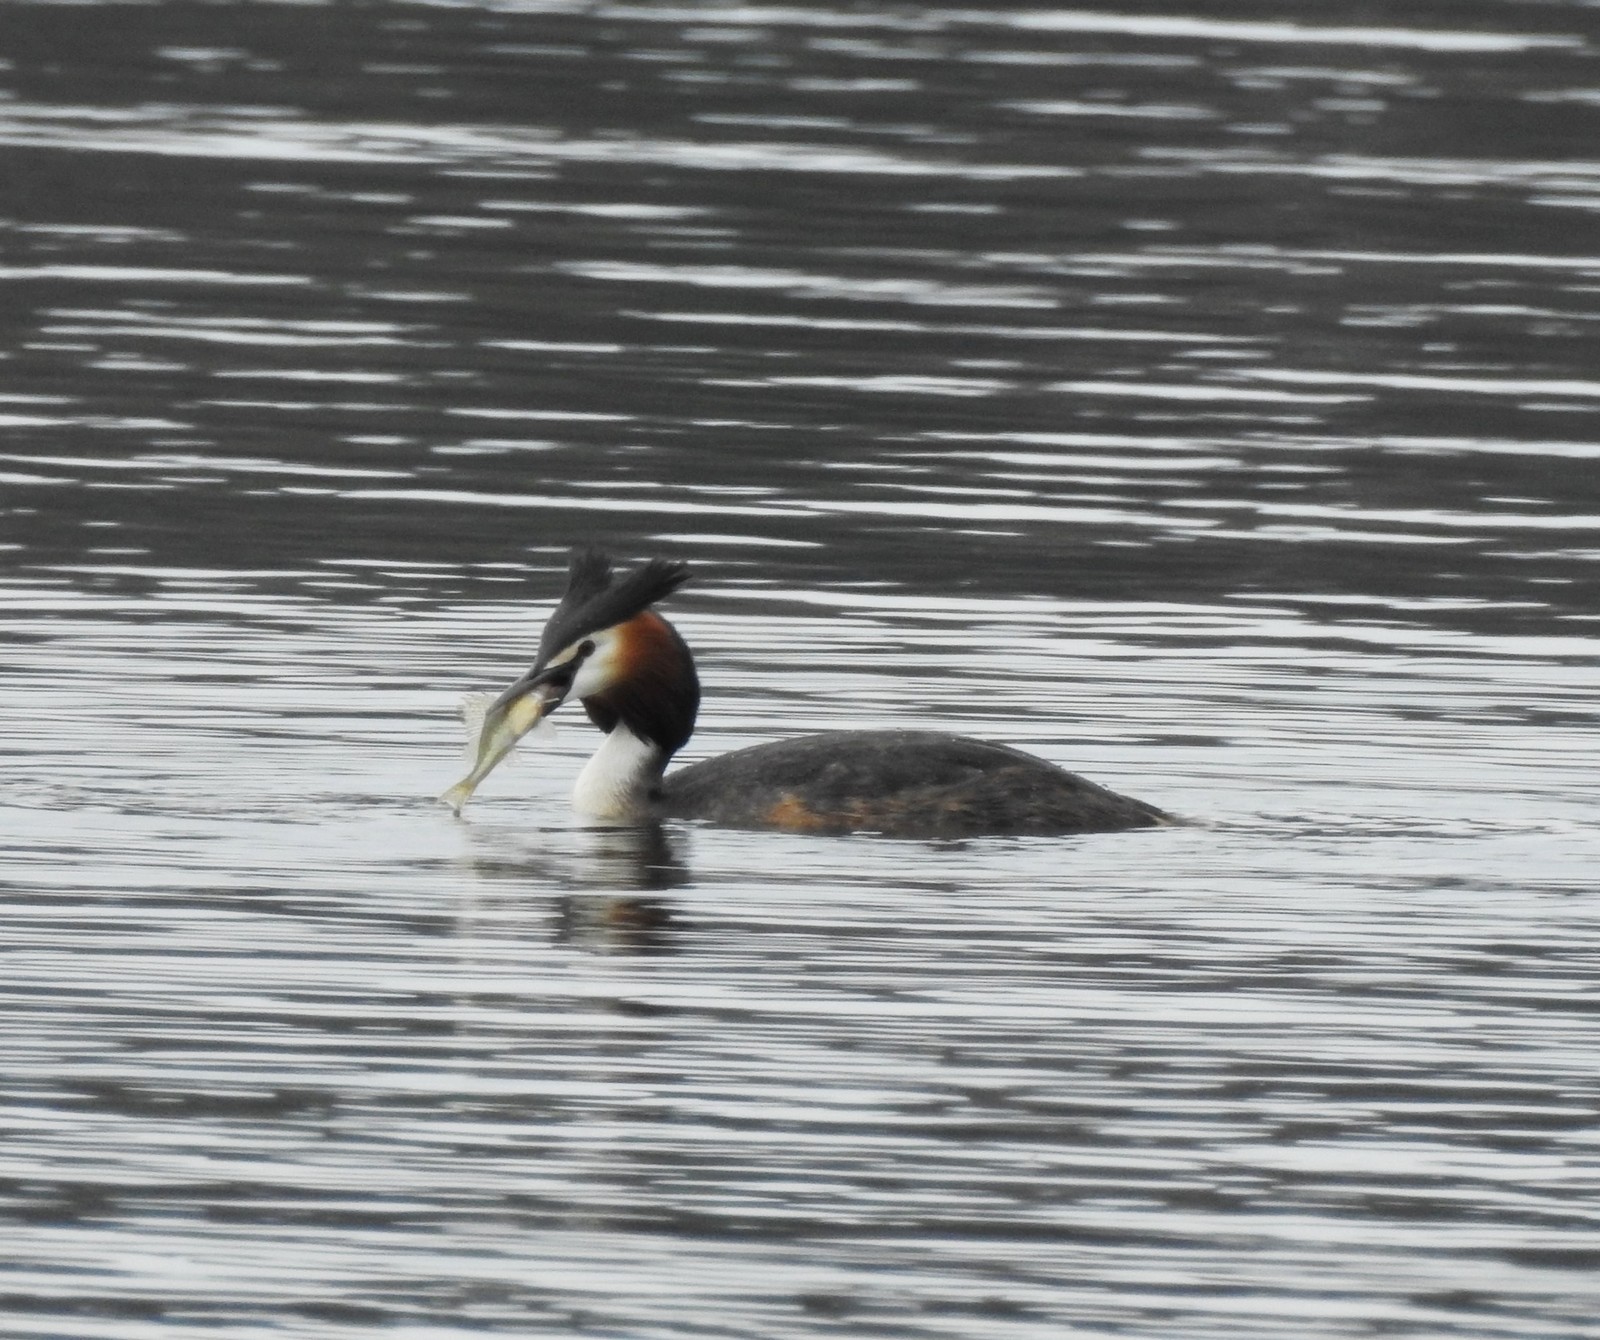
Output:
top-left (438, 662), bottom-right (577, 816)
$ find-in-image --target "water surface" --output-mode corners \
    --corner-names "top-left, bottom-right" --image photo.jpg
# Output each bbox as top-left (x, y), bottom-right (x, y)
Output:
top-left (2, 3), bottom-right (1599, 1337)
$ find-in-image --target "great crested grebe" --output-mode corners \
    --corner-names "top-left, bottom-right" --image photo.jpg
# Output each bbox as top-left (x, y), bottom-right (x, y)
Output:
top-left (478, 548), bottom-right (1169, 838)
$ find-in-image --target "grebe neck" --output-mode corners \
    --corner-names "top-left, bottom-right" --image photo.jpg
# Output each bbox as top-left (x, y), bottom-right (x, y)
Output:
top-left (573, 724), bottom-right (668, 821)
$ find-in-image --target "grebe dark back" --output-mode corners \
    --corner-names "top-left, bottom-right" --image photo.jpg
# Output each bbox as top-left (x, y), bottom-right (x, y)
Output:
top-left (485, 549), bottom-right (1169, 838)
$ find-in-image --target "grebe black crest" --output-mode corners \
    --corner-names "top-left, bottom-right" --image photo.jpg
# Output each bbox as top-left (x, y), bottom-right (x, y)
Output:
top-left (487, 548), bottom-right (1169, 838)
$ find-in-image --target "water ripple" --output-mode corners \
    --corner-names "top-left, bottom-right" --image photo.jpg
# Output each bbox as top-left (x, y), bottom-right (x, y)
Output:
top-left (4, 2), bottom-right (1600, 1335)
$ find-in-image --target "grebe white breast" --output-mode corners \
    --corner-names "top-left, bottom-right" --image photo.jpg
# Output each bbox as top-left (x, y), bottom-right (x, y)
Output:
top-left (489, 549), bottom-right (1169, 838)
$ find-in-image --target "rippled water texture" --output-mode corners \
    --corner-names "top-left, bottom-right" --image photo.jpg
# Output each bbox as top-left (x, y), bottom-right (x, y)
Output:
top-left (2, 3), bottom-right (1599, 1337)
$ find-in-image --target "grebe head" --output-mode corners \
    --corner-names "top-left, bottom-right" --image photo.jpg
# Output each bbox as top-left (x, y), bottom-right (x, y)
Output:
top-left (492, 549), bottom-right (699, 758)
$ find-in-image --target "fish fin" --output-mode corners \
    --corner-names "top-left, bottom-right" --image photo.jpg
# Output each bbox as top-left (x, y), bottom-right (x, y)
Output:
top-left (458, 691), bottom-right (557, 757)
top-left (458, 691), bottom-right (499, 760)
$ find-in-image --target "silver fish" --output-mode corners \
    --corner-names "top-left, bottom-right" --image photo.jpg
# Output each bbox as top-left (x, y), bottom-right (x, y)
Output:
top-left (439, 684), bottom-right (556, 816)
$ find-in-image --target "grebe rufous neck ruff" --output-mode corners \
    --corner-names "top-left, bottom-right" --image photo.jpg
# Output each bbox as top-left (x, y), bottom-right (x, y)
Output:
top-left (487, 549), bottom-right (1169, 838)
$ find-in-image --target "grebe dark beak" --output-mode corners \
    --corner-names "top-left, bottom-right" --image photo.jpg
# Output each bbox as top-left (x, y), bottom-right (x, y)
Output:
top-left (488, 637), bottom-right (597, 720)
top-left (488, 662), bottom-right (575, 721)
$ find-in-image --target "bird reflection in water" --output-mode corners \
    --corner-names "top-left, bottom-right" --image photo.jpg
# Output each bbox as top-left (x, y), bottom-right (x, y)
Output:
top-left (552, 824), bottom-right (685, 955)
top-left (456, 822), bottom-right (687, 955)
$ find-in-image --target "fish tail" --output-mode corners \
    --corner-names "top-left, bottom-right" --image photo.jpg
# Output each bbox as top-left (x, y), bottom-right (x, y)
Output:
top-left (439, 779), bottom-right (475, 816)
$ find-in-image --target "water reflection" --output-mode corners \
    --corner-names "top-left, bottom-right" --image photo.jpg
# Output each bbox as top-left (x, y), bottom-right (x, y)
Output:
top-left (551, 894), bottom-right (679, 955)
top-left (459, 825), bottom-right (687, 953)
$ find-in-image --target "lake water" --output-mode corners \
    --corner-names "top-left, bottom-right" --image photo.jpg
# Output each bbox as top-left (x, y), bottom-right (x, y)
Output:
top-left (2, 3), bottom-right (1599, 1337)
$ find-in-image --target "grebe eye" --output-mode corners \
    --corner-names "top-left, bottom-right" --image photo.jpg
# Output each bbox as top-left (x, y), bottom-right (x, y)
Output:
top-left (578, 639), bottom-right (595, 657)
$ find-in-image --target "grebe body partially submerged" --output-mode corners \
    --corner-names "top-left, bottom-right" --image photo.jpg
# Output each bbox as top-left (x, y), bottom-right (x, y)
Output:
top-left (461, 550), bottom-right (1168, 838)
top-left (662, 729), bottom-right (1165, 837)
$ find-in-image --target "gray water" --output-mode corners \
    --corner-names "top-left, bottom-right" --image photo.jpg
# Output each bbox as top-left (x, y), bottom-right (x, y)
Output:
top-left (3, 3), bottom-right (1599, 1337)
